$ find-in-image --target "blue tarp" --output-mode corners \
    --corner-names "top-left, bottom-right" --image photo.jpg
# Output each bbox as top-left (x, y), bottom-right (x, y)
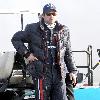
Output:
top-left (74, 87), bottom-right (100, 100)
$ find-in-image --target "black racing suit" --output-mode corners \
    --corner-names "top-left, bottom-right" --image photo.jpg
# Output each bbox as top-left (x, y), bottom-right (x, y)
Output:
top-left (11, 20), bottom-right (77, 100)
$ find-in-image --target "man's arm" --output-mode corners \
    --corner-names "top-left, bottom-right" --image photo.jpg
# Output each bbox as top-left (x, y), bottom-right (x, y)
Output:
top-left (63, 27), bottom-right (77, 85)
top-left (11, 31), bottom-right (30, 57)
top-left (64, 27), bottom-right (77, 72)
top-left (12, 23), bottom-right (39, 63)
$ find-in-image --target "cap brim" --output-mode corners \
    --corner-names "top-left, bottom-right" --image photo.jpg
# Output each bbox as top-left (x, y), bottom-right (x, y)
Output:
top-left (44, 9), bottom-right (57, 13)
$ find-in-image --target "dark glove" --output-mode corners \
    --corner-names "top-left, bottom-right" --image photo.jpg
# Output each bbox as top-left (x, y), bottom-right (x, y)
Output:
top-left (27, 60), bottom-right (44, 79)
top-left (65, 73), bottom-right (77, 87)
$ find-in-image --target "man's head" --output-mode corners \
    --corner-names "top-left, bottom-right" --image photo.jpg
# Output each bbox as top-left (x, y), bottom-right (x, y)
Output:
top-left (43, 3), bottom-right (57, 14)
top-left (42, 3), bottom-right (58, 25)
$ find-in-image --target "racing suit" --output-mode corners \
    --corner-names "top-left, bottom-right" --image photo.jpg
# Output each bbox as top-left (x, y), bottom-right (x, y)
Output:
top-left (11, 20), bottom-right (77, 100)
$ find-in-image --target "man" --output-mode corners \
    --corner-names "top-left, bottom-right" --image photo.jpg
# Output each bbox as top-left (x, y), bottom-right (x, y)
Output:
top-left (11, 3), bottom-right (77, 100)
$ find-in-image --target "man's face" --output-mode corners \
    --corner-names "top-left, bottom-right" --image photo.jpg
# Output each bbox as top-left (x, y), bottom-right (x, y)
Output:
top-left (43, 11), bottom-right (57, 25)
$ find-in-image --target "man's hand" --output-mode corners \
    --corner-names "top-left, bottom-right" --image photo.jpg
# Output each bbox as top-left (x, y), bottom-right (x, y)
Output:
top-left (69, 73), bottom-right (77, 86)
top-left (27, 53), bottom-right (38, 63)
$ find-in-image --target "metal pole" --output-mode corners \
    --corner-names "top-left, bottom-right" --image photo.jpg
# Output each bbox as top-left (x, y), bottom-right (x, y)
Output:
top-left (21, 14), bottom-right (23, 30)
top-left (87, 45), bottom-right (93, 86)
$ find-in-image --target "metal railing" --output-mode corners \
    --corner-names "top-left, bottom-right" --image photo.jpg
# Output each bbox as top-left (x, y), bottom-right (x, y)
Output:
top-left (73, 45), bottom-right (93, 86)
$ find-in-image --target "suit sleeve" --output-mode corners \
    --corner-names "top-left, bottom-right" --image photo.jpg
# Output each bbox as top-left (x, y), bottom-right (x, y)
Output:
top-left (64, 27), bottom-right (77, 73)
top-left (11, 30), bottom-right (30, 57)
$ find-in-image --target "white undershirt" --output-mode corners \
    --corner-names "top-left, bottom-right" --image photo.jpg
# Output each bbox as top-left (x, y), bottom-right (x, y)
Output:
top-left (45, 22), bottom-right (56, 30)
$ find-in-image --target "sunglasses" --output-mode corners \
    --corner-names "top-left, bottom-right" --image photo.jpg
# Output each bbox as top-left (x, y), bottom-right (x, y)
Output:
top-left (46, 13), bottom-right (57, 16)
